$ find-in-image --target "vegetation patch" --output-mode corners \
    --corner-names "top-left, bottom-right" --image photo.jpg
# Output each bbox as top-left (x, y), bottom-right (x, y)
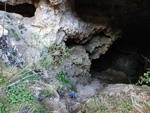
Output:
top-left (79, 88), bottom-right (150, 113)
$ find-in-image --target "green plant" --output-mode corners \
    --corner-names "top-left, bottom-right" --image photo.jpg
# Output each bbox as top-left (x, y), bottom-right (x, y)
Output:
top-left (2, 82), bottom-right (48, 112)
top-left (5, 83), bottom-right (34, 106)
top-left (40, 44), bottom-right (74, 72)
top-left (13, 33), bottom-right (21, 41)
top-left (136, 69), bottom-right (150, 85)
top-left (1, 1), bottom-right (7, 80)
top-left (0, 102), bottom-right (9, 113)
top-left (0, 69), bottom-right (46, 112)
top-left (7, 21), bottom-right (13, 26)
top-left (18, 24), bottom-right (25, 29)
top-left (6, 14), bottom-right (12, 20)
top-left (12, 50), bottom-right (17, 55)
top-left (111, 98), bottom-right (133, 112)
top-left (85, 98), bottom-right (108, 113)
top-left (0, 5), bottom-right (57, 113)
top-left (40, 89), bottom-right (52, 97)
top-left (20, 31), bottom-right (23, 34)
top-left (10, 28), bottom-right (15, 33)
top-left (57, 72), bottom-right (69, 84)
top-left (136, 56), bottom-right (150, 85)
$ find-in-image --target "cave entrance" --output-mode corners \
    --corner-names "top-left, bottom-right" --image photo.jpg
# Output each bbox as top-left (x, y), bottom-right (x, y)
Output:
top-left (0, 2), bottom-right (36, 17)
top-left (90, 26), bottom-right (150, 84)
top-left (74, 0), bottom-right (150, 84)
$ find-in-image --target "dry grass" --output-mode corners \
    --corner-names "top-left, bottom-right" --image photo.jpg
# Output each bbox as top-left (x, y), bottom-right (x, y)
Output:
top-left (79, 88), bottom-right (150, 113)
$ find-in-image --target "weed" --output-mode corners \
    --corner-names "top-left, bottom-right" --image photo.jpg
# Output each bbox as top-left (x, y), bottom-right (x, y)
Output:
top-left (40, 89), bottom-right (52, 97)
top-left (11, 33), bottom-right (21, 41)
top-left (4, 83), bottom-right (34, 106)
top-left (6, 14), bottom-right (12, 20)
top-left (12, 50), bottom-right (17, 55)
top-left (57, 72), bottom-right (69, 84)
top-left (7, 21), bottom-right (13, 26)
top-left (111, 98), bottom-right (133, 112)
top-left (136, 56), bottom-right (150, 85)
top-left (18, 25), bottom-right (25, 29)
top-left (7, 55), bottom-right (12, 60)
top-left (0, 102), bottom-right (9, 113)
top-left (0, 3), bottom-right (49, 113)
top-left (40, 44), bottom-right (74, 72)
top-left (20, 31), bottom-right (23, 34)
top-left (84, 98), bottom-right (108, 113)
top-left (10, 28), bottom-right (15, 33)
top-left (136, 69), bottom-right (150, 85)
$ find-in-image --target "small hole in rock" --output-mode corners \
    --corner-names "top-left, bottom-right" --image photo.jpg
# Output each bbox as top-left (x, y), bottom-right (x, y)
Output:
top-left (0, 2), bottom-right (36, 17)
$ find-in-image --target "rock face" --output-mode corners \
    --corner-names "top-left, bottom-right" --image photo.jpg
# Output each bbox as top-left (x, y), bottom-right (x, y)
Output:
top-left (91, 40), bottom-right (145, 83)
top-left (84, 33), bottom-right (120, 60)
top-left (0, 25), bottom-right (24, 66)
top-left (0, 0), bottom-right (121, 84)
top-left (64, 45), bottom-right (91, 85)
top-left (0, 0), bottom-right (150, 84)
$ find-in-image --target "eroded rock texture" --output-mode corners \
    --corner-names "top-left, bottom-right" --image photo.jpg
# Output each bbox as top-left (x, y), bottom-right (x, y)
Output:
top-left (0, 26), bottom-right (24, 66)
top-left (0, 0), bottom-right (150, 83)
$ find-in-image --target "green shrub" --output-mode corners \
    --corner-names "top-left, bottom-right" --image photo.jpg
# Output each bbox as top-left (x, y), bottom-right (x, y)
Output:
top-left (136, 69), bottom-right (150, 85)
top-left (4, 83), bottom-right (33, 106)
top-left (136, 56), bottom-right (150, 85)
top-left (40, 44), bottom-right (74, 72)
top-left (0, 102), bottom-right (9, 113)
top-left (40, 89), bottom-right (52, 97)
top-left (57, 72), bottom-right (69, 84)
top-left (18, 25), bottom-right (25, 29)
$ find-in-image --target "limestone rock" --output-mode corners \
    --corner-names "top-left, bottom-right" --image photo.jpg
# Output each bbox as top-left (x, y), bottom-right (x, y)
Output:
top-left (0, 25), bottom-right (8, 37)
top-left (64, 45), bottom-right (91, 85)
top-left (42, 97), bottom-right (69, 113)
top-left (2, 0), bottom-right (33, 5)
top-left (49, 0), bottom-right (64, 6)
top-left (0, 0), bottom-right (123, 83)
top-left (84, 33), bottom-right (119, 60)
top-left (0, 25), bottom-right (24, 66)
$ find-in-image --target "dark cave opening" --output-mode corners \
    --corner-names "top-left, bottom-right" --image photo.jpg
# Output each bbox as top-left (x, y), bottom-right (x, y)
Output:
top-left (74, 0), bottom-right (150, 84)
top-left (91, 27), bottom-right (150, 84)
top-left (0, 2), bottom-right (36, 17)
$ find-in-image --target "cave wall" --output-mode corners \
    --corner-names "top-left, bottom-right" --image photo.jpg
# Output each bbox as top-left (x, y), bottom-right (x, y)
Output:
top-left (0, 0), bottom-right (150, 84)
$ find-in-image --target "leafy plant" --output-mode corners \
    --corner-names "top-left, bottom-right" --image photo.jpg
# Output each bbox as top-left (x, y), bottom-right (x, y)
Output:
top-left (136, 69), bottom-right (150, 85)
top-left (0, 102), bottom-right (9, 113)
top-left (20, 31), bottom-right (23, 34)
top-left (6, 14), bottom-right (12, 20)
top-left (18, 24), bottom-right (25, 29)
top-left (13, 33), bottom-right (21, 41)
top-left (57, 72), bottom-right (69, 84)
top-left (136, 56), bottom-right (150, 85)
top-left (40, 89), bottom-right (52, 97)
top-left (7, 21), bottom-right (13, 26)
top-left (40, 44), bottom-right (74, 72)
top-left (4, 83), bottom-right (34, 107)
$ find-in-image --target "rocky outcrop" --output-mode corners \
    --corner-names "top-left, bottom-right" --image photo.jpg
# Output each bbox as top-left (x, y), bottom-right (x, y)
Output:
top-left (0, 25), bottom-right (24, 66)
top-left (84, 31), bottom-right (120, 60)
top-left (0, 0), bottom-right (120, 83)
top-left (0, 0), bottom-right (120, 53)
top-left (64, 45), bottom-right (91, 85)
top-left (1, 0), bottom-right (150, 84)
